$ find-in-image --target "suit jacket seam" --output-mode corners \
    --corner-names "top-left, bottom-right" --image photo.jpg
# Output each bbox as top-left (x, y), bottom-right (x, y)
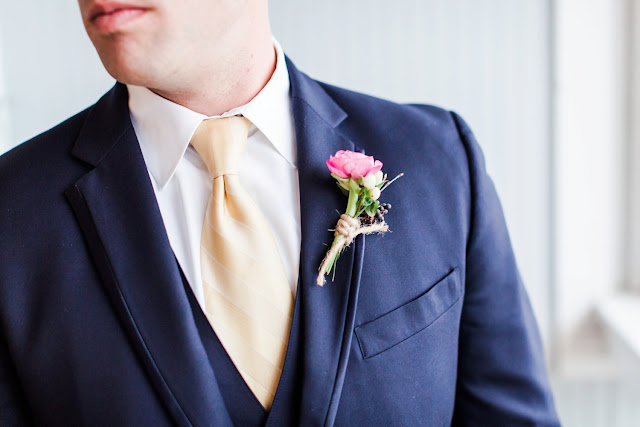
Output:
top-left (291, 94), bottom-right (342, 129)
top-left (449, 111), bottom-right (475, 260)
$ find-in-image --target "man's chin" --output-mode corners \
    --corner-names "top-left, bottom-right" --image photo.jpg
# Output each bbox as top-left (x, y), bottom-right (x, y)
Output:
top-left (100, 59), bottom-right (153, 87)
top-left (92, 45), bottom-right (152, 86)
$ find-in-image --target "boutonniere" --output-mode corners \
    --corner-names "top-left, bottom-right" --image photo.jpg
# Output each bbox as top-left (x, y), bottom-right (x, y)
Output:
top-left (317, 150), bottom-right (403, 286)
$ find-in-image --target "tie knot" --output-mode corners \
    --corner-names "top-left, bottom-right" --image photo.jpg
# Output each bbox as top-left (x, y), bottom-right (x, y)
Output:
top-left (190, 116), bottom-right (252, 178)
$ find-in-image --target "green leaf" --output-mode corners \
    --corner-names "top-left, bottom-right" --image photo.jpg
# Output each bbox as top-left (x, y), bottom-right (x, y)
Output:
top-left (331, 173), bottom-right (348, 183)
top-left (331, 174), bottom-right (351, 191)
top-left (365, 202), bottom-right (377, 217)
top-left (336, 183), bottom-right (349, 196)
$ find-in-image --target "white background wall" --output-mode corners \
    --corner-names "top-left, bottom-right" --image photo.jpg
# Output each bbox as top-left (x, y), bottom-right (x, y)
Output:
top-left (0, 2), bottom-right (114, 146)
top-left (554, 0), bottom-right (626, 353)
top-left (628, 0), bottom-right (640, 291)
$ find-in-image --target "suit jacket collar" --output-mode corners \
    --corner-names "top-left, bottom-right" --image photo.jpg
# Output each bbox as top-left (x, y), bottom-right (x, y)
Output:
top-left (71, 83), bottom-right (132, 167)
top-left (66, 58), bottom-right (365, 427)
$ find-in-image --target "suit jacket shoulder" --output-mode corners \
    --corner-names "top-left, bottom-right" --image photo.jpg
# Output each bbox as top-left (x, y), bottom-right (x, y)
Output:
top-left (318, 81), bottom-right (473, 185)
top-left (0, 107), bottom-right (92, 206)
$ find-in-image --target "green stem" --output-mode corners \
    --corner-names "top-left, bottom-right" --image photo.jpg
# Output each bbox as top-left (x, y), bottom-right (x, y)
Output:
top-left (345, 186), bottom-right (359, 217)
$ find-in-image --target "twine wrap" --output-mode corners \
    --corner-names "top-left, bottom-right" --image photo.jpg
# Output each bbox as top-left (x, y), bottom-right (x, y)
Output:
top-left (316, 214), bottom-right (389, 286)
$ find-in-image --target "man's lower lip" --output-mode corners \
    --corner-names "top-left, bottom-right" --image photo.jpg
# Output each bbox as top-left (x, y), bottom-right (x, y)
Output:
top-left (92, 8), bottom-right (147, 33)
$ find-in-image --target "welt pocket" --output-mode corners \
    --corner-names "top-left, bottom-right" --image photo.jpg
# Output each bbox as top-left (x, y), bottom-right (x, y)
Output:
top-left (355, 267), bottom-right (461, 359)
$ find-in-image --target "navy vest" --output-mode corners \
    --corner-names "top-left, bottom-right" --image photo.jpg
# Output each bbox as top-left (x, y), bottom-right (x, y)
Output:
top-left (179, 265), bottom-right (303, 426)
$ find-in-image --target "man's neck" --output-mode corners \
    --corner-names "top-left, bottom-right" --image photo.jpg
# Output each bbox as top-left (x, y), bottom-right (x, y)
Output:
top-left (150, 23), bottom-right (276, 116)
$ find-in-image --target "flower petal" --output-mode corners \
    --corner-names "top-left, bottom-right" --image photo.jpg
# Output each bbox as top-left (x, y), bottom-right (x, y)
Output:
top-left (367, 160), bottom-right (383, 176)
top-left (327, 158), bottom-right (349, 178)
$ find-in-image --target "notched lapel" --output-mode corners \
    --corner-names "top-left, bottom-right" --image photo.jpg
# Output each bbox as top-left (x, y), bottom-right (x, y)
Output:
top-left (65, 84), bottom-right (232, 427)
top-left (280, 60), bottom-right (366, 427)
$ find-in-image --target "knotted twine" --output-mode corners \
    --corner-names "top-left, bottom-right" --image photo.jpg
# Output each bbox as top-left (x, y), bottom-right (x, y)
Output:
top-left (316, 214), bottom-right (389, 286)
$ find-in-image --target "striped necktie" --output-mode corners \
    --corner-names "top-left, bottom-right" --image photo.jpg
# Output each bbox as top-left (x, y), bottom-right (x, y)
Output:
top-left (190, 116), bottom-right (294, 409)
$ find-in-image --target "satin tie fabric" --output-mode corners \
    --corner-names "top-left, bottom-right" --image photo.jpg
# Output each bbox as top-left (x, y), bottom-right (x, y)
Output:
top-left (190, 116), bottom-right (294, 409)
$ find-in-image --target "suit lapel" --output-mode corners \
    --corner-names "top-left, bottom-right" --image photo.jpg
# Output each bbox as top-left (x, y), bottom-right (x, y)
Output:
top-left (65, 84), bottom-right (232, 427)
top-left (267, 60), bottom-right (365, 426)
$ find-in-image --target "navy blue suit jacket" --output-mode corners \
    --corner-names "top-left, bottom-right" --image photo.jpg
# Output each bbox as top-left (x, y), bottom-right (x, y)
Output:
top-left (0, 59), bottom-right (559, 426)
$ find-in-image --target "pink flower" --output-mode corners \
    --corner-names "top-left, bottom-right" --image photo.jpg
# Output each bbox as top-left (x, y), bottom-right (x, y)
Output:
top-left (326, 150), bottom-right (383, 180)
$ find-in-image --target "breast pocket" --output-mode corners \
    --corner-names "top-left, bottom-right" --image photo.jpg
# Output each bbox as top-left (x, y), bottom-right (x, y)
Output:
top-left (355, 267), bottom-right (461, 359)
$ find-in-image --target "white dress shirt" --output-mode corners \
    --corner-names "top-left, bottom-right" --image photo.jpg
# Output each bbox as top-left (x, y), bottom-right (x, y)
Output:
top-left (128, 40), bottom-right (301, 308)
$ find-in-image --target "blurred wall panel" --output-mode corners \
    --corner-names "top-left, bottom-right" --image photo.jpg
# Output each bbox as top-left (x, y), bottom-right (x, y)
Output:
top-left (554, 0), bottom-right (626, 345)
top-left (0, 2), bottom-right (114, 151)
top-left (270, 0), bottom-right (554, 347)
top-left (628, 0), bottom-right (640, 292)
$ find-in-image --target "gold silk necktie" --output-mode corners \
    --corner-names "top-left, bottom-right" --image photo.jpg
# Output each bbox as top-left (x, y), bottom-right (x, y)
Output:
top-left (190, 116), bottom-right (294, 409)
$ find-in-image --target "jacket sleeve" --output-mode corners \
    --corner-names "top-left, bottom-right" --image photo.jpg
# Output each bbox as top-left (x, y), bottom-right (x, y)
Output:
top-left (450, 112), bottom-right (560, 426)
top-left (0, 328), bottom-right (33, 426)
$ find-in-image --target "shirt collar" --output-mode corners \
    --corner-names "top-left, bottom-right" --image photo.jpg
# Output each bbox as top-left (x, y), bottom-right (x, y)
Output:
top-left (128, 38), bottom-right (295, 189)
